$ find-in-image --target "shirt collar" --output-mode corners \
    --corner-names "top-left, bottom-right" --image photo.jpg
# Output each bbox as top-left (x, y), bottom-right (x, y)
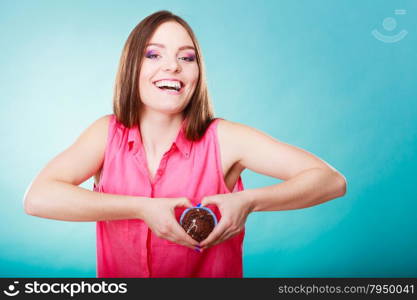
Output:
top-left (128, 118), bottom-right (192, 158)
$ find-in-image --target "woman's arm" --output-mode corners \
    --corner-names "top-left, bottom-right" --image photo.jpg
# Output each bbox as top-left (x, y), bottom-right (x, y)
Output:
top-left (24, 178), bottom-right (146, 222)
top-left (199, 120), bottom-right (346, 249)
top-left (243, 167), bottom-right (346, 212)
top-left (24, 115), bottom-right (198, 249)
top-left (23, 115), bottom-right (142, 222)
top-left (219, 119), bottom-right (346, 212)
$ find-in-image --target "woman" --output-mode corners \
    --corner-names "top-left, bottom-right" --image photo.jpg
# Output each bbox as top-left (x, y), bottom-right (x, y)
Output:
top-left (23, 10), bottom-right (347, 278)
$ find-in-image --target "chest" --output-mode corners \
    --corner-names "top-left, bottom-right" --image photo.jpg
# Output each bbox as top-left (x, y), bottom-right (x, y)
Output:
top-left (94, 122), bottom-right (244, 192)
top-left (143, 149), bottom-right (243, 192)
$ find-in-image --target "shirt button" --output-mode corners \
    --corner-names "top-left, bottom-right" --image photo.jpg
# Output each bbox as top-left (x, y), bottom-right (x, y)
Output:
top-left (157, 170), bottom-right (163, 176)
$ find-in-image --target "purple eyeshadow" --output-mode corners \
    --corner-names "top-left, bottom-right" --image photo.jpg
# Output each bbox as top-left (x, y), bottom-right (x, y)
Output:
top-left (145, 50), bottom-right (156, 56)
top-left (145, 49), bottom-right (195, 61)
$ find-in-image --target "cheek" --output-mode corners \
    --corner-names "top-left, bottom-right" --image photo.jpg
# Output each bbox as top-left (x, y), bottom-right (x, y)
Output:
top-left (187, 66), bottom-right (199, 86)
top-left (139, 62), bottom-right (157, 81)
top-left (138, 67), bottom-right (157, 99)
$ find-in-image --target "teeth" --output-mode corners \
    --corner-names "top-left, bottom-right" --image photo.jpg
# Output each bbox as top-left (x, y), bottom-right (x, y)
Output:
top-left (154, 80), bottom-right (182, 90)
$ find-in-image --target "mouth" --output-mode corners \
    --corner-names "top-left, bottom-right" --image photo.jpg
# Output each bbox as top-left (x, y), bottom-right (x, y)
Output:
top-left (152, 79), bottom-right (185, 95)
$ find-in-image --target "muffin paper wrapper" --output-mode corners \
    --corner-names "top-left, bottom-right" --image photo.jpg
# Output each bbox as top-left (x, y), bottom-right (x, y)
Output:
top-left (179, 204), bottom-right (218, 226)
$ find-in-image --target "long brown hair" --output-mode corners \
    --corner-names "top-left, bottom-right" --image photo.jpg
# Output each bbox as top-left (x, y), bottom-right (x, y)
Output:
top-left (112, 10), bottom-right (215, 141)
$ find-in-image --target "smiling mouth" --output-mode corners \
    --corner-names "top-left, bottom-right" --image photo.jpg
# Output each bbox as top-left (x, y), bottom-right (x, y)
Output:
top-left (156, 85), bottom-right (181, 92)
top-left (152, 80), bottom-right (184, 93)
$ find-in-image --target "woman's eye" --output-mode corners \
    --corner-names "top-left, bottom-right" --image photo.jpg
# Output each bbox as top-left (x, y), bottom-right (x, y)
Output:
top-left (179, 56), bottom-right (196, 62)
top-left (145, 53), bottom-right (159, 59)
top-left (145, 52), bottom-right (195, 62)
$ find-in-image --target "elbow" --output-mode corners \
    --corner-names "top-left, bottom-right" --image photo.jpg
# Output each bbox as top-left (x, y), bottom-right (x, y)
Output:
top-left (24, 199), bottom-right (36, 216)
top-left (23, 191), bottom-right (37, 216)
top-left (23, 182), bottom-right (41, 216)
top-left (335, 172), bottom-right (347, 197)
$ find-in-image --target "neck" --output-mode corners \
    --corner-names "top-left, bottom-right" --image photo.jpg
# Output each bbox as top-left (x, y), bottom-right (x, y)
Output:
top-left (139, 109), bottom-right (184, 157)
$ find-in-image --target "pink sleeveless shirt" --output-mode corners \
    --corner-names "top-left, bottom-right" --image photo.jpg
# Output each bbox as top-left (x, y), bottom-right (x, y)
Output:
top-left (93, 114), bottom-right (245, 277)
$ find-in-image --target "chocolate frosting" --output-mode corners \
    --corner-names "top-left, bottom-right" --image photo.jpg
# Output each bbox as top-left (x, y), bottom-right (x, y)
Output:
top-left (181, 208), bottom-right (215, 242)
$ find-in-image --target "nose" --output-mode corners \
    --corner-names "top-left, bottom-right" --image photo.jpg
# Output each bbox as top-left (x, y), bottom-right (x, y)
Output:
top-left (162, 56), bottom-right (181, 73)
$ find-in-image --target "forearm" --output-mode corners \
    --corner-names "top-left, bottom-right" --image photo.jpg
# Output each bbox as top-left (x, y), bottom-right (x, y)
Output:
top-left (243, 168), bottom-right (347, 212)
top-left (24, 180), bottom-right (147, 222)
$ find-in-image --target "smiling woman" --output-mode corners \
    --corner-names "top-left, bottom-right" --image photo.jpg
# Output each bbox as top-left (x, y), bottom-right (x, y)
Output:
top-left (112, 13), bottom-right (213, 141)
top-left (138, 21), bottom-right (200, 119)
top-left (23, 10), bottom-right (346, 278)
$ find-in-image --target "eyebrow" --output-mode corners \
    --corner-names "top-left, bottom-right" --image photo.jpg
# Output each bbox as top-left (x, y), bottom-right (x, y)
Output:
top-left (146, 43), bottom-right (195, 51)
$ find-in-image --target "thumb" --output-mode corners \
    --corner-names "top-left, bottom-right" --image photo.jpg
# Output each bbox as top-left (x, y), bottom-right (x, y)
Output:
top-left (174, 197), bottom-right (193, 208)
top-left (201, 196), bottom-right (217, 207)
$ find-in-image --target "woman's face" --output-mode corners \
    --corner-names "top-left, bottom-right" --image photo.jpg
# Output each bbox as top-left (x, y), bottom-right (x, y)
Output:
top-left (139, 21), bottom-right (199, 115)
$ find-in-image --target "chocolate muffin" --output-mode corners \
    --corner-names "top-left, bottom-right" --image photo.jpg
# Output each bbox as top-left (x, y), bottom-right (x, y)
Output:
top-left (180, 207), bottom-right (216, 242)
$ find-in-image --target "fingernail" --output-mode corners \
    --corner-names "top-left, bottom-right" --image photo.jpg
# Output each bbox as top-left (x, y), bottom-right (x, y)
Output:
top-left (194, 246), bottom-right (201, 252)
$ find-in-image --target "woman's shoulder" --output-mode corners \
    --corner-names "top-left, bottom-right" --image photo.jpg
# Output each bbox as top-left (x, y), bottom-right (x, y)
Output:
top-left (216, 118), bottom-right (277, 163)
top-left (93, 114), bottom-right (128, 133)
top-left (216, 118), bottom-right (257, 143)
top-left (82, 114), bottom-right (114, 147)
top-left (214, 118), bottom-right (255, 166)
top-left (96, 114), bottom-right (113, 125)
top-left (90, 114), bottom-right (113, 135)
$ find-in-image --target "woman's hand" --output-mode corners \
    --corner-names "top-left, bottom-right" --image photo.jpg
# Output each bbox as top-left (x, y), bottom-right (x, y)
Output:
top-left (139, 197), bottom-right (200, 250)
top-left (199, 191), bottom-right (253, 250)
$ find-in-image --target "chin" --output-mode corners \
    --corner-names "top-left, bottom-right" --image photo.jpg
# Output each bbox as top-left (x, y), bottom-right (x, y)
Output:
top-left (158, 107), bottom-right (184, 115)
top-left (143, 97), bottom-right (190, 115)
top-left (147, 103), bottom-right (187, 115)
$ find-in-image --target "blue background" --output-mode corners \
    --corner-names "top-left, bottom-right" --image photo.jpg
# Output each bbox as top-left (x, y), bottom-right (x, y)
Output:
top-left (1, 0), bottom-right (416, 277)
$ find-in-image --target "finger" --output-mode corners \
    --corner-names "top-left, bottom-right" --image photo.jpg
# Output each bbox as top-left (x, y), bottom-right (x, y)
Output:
top-left (165, 229), bottom-right (198, 249)
top-left (171, 221), bottom-right (200, 247)
top-left (208, 230), bottom-right (228, 248)
top-left (208, 230), bottom-right (236, 248)
top-left (164, 234), bottom-right (197, 251)
top-left (199, 220), bottom-right (228, 248)
top-left (172, 238), bottom-right (201, 251)
top-left (170, 237), bottom-right (200, 251)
